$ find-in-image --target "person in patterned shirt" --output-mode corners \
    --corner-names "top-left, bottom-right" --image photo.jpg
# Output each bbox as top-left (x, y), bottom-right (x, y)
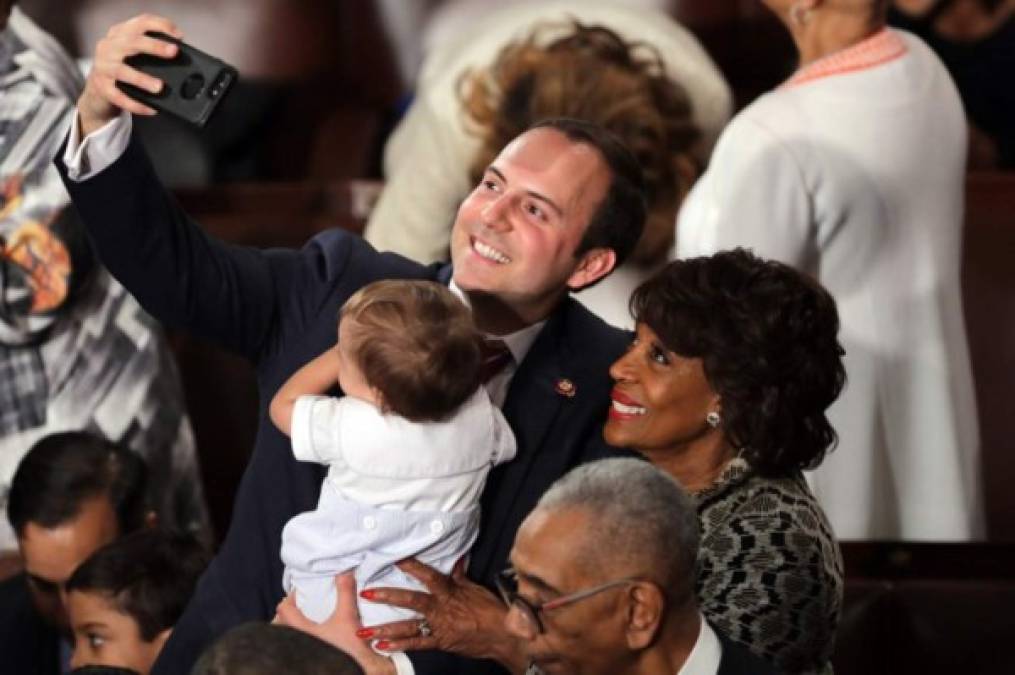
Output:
top-left (0, 3), bottom-right (210, 558)
top-left (605, 249), bottom-right (846, 674)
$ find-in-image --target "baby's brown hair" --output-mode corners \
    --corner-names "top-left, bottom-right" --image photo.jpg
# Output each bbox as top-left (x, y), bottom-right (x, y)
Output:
top-left (339, 280), bottom-right (483, 422)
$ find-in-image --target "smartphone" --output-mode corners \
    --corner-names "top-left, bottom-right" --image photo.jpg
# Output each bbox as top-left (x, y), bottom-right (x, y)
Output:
top-left (117, 32), bottom-right (237, 128)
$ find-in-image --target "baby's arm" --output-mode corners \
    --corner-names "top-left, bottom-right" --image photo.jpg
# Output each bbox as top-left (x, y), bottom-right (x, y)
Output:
top-left (269, 347), bottom-right (342, 436)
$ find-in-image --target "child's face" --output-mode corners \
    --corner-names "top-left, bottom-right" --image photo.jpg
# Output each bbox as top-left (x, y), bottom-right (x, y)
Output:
top-left (337, 318), bottom-right (381, 406)
top-left (67, 590), bottom-right (168, 675)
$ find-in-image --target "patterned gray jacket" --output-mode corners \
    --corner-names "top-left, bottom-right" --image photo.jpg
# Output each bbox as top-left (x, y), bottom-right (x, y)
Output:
top-left (695, 458), bottom-right (843, 675)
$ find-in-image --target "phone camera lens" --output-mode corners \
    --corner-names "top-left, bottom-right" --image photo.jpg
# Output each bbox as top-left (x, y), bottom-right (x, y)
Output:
top-left (181, 73), bottom-right (205, 100)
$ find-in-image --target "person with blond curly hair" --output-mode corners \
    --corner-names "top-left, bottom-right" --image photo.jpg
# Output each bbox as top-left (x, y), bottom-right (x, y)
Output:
top-left (364, 0), bottom-right (731, 328)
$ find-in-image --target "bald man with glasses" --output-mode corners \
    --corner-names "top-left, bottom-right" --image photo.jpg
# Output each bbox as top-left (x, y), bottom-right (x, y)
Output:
top-left (499, 458), bottom-right (776, 675)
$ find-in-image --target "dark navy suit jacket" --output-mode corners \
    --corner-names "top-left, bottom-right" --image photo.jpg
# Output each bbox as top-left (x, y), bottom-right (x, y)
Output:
top-left (0, 574), bottom-right (61, 675)
top-left (58, 136), bottom-right (632, 675)
top-left (718, 630), bottom-right (779, 675)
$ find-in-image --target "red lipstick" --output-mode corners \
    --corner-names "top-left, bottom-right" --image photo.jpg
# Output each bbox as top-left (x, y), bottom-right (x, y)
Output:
top-left (609, 388), bottom-right (644, 420)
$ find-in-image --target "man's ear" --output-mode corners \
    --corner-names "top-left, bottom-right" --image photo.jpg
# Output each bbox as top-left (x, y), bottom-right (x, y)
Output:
top-left (567, 248), bottom-right (616, 291)
top-left (625, 581), bottom-right (665, 650)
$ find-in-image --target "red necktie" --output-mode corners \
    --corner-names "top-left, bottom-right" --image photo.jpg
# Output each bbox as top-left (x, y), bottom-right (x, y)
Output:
top-left (480, 338), bottom-right (512, 383)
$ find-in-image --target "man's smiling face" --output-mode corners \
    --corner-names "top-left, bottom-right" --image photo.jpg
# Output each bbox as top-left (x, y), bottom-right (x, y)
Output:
top-left (450, 127), bottom-right (613, 325)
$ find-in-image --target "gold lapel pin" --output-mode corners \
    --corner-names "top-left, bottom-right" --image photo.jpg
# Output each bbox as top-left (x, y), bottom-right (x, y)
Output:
top-left (555, 378), bottom-right (576, 398)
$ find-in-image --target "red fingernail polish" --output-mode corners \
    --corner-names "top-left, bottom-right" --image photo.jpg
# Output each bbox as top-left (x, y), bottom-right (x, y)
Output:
top-left (356, 628), bottom-right (374, 639)
top-left (375, 640), bottom-right (391, 651)
top-left (360, 589), bottom-right (376, 600)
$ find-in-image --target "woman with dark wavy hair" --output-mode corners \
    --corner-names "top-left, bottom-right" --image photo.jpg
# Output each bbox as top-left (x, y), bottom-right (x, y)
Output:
top-left (605, 249), bottom-right (845, 675)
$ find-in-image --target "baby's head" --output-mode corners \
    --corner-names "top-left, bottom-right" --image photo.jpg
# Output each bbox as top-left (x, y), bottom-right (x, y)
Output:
top-left (65, 530), bottom-right (209, 675)
top-left (338, 280), bottom-right (483, 422)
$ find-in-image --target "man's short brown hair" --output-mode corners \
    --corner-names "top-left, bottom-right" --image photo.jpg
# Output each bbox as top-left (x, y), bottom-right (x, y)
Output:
top-left (340, 280), bottom-right (482, 422)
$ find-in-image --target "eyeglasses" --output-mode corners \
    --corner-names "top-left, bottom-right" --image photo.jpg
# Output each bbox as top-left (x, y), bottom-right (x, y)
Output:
top-left (495, 567), bottom-right (637, 635)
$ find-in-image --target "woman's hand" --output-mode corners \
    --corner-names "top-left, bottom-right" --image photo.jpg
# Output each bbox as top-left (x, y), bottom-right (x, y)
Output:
top-left (78, 14), bottom-right (183, 135)
top-left (359, 557), bottom-right (526, 671)
top-left (275, 573), bottom-right (395, 675)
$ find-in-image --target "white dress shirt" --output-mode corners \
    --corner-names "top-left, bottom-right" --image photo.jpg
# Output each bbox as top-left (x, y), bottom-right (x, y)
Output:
top-left (448, 279), bottom-right (544, 408)
top-left (523, 614), bottom-right (723, 675)
top-left (679, 617), bottom-right (723, 675)
top-left (62, 108), bottom-right (132, 180)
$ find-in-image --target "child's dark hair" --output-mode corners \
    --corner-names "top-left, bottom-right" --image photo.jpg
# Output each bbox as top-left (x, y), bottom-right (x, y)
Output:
top-left (340, 280), bottom-right (483, 422)
top-left (66, 530), bottom-right (210, 641)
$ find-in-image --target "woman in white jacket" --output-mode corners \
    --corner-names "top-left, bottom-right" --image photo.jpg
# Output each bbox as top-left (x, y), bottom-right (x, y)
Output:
top-left (676, 0), bottom-right (982, 541)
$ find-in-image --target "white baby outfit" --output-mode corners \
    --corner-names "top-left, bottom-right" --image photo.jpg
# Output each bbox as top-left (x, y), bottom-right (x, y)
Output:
top-left (281, 388), bottom-right (516, 624)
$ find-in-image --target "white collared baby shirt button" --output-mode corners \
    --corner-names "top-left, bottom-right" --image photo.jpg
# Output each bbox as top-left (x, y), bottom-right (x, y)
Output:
top-left (363, 515), bottom-right (377, 530)
top-left (430, 520), bottom-right (445, 535)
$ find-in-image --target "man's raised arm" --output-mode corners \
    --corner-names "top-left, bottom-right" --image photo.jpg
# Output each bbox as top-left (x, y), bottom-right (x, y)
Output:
top-left (56, 14), bottom-right (308, 361)
top-left (64, 14), bottom-right (180, 178)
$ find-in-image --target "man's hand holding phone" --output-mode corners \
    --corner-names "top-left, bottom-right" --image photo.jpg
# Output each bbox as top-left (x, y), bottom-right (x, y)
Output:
top-left (78, 14), bottom-right (183, 136)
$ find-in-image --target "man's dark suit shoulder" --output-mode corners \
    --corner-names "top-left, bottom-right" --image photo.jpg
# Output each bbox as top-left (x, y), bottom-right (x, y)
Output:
top-left (539, 295), bottom-right (631, 434)
top-left (555, 295), bottom-right (631, 362)
top-left (717, 629), bottom-right (779, 675)
top-left (0, 574), bottom-right (60, 675)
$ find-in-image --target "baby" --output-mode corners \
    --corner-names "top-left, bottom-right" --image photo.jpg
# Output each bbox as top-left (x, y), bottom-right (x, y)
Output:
top-left (269, 279), bottom-right (516, 625)
top-left (65, 530), bottom-right (209, 675)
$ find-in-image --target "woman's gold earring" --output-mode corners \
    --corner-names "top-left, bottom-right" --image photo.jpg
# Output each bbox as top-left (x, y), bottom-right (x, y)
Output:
top-left (706, 411), bottom-right (721, 428)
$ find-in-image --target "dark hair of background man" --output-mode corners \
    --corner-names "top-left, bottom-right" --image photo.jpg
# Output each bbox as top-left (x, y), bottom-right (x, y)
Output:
top-left (191, 623), bottom-right (365, 675)
top-left (7, 431), bottom-right (148, 536)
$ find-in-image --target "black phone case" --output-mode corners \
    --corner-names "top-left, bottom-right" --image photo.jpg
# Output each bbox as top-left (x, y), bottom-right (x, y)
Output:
top-left (117, 32), bottom-right (237, 128)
